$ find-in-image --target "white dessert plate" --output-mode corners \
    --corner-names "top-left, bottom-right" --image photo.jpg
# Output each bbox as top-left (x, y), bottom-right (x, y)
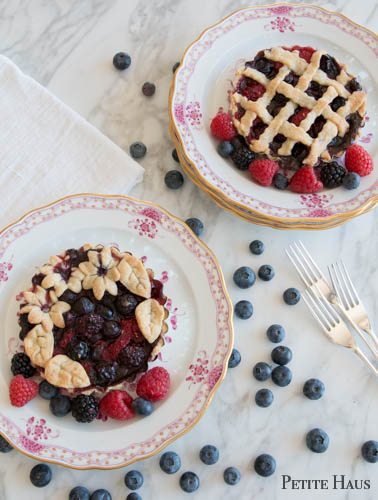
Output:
top-left (0, 194), bottom-right (233, 469)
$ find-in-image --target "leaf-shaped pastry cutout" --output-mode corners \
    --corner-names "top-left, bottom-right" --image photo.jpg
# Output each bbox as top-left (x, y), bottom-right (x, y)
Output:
top-left (24, 325), bottom-right (54, 367)
top-left (135, 298), bottom-right (164, 343)
top-left (118, 254), bottom-right (151, 299)
top-left (44, 355), bottom-right (90, 389)
top-left (150, 337), bottom-right (165, 360)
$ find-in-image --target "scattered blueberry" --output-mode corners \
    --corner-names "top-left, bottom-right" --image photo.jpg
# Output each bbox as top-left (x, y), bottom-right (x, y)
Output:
top-left (159, 451), bottom-right (181, 474)
top-left (283, 288), bottom-right (301, 305)
top-left (223, 466), bottom-right (241, 485)
top-left (142, 81), bottom-right (156, 96)
top-left (0, 435), bottom-right (13, 453)
top-left (90, 489), bottom-right (112, 500)
top-left (255, 389), bottom-right (274, 408)
top-left (234, 300), bottom-right (253, 319)
top-left (39, 380), bottom-right (59, 400)
top-left (271, 366), bottom-right (292, 387)
top-left (303, 378), bottom-right (325, 400)
top-left (132, 398), bottom-right (154, 416)
top-left (271, 346), bottom-right (292, 366)
top-left (73, 297), bottom-right (95, 315)
top-left (273, 172), bottom-right (289, 190)
top-left (361, 440), bottom-right (378, 463)
top-left (249, 240), bottom-right (264, 255)
top-left (172, 148), bottom-right (179, 162)
top-left (200, 445), bottom-right (219, 465)
top-left (252, 362), bottom-right (272, 382)
top-left (112, 52), bottom-right (131, 70)
top-left (343, 172), bottom-right (360, 190)
top-left (266, 324), bottom-right (285, 343)
top-left (125, 470), bottom-right (144, 490)
top-left (180, 472), bottom-right (200, 493)
top-left (258, 264), bottom-right (275, 281)
top-left (126, 494), bottom-right (141, 500)
top-left (233, 266), bottom-right (256, 288)
top-left (130, 142), bottom-right (147, 159)
top-left (165, 170), bottom-right (184, 189)
top-left (30, 463), bottom-right (52, 487)
top-left (306, 428), bottom-right (329, 453)
top-left (69, 486), bottom-right (90, 500)
top-left (172, 61), bottom-right (180, 73)
top-left (217, 141), bottom-right (234, 158)
top-left (49, 394), bottom-right (71, 417)
top-left (254, 454), bottom-right (276, 477)
top-left (228, 348), bottom-right (241, 368)
top-left (186, 218), bottom-right (204, 237)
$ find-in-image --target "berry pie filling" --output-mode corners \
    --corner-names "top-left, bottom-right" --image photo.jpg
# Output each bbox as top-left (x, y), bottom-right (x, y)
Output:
top-left (16, 244), bottom-right (170, 396)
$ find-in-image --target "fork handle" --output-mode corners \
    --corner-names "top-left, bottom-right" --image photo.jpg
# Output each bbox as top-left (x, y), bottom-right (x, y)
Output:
top-left (360, 325), bottom-right (378, 351)
top-left (353, 346), bottom-right (378, 378)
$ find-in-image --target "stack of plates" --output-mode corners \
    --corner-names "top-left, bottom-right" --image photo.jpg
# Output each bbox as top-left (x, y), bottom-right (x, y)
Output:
top-left (169, 4), bottom-right (378, 230)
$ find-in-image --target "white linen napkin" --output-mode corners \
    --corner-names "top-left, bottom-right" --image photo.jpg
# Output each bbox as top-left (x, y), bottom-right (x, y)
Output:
top-left (0, 55), bottom-right (144, 227)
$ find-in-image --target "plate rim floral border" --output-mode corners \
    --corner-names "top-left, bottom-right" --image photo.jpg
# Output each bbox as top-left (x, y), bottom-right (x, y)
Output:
top-left (169, 2), bottom-right (378, 227)
top-left (0, 193), bottom-right (234, 470)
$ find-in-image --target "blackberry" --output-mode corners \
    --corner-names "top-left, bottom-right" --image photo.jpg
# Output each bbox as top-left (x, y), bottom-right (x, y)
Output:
top-left (67, 339), bottom-right (89, 361)
top-left (116, 294), bottom-right (138, 316)
top-left (71, 394), bottom-right (98, 423)
top-left (119, 344), bottom-right (147, 367)
top-left (76, 313), bottom-right (104, 338)
top-left (230, 145), bottom-right (255, 170)
top-left (11, 352), bottom-right (36, 378)
top-left (320, 162), bottom-right (346, 188)
top-left (96, 362), bottom-right (117, 386)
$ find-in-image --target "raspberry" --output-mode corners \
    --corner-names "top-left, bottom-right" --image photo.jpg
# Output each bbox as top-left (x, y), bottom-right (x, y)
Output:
top-left (210, 111), bottom-right (237, 141)
top-left (249, 159), bottom-right (279, 187)
top-left (344, 144), bottom-right (373, 177)
top-left (289, 45), bottom-right (315, 63)
top-left (290, 108), bottom-right (310, 127)
top-left (136, 367), bottom-right (170, 402)
top-left (9, 375), bottom-right (38, 407)
top-left (99, 390), bottom-right (135, 420)
top-left (59, 328), bottom-right (75, 349)
top-left (242, 81), bottom-right (266, 101)
top-left (290, 166), bottom-right (323, 193)
top-left (76, 313), bottom-right (104, 338)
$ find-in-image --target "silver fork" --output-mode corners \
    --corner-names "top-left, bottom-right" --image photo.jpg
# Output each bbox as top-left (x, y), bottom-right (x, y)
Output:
top-left (303, 288), bottom-right (378, 377)
top-left (328, 260), bottom-right (378, 351)
top-left (286, 241), bottom-right (378, 362)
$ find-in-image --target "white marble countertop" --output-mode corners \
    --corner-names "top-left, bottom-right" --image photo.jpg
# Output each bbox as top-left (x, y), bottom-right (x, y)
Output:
top-left (0, 1), bottom-right (377, 499)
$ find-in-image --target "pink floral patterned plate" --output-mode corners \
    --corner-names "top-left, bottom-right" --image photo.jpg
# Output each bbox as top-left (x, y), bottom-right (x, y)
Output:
top-left (169, 4), bottom-right (378, 228)
top-left (0, 194), bottom-right (233, 469)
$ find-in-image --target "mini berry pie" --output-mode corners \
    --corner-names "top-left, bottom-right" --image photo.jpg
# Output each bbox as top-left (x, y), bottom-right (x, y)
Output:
top-left (16, 244), bottom-right (170, 395)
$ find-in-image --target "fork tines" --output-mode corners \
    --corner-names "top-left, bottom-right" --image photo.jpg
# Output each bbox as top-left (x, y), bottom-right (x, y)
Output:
top-left (286, 240), bottom-right (326, 288)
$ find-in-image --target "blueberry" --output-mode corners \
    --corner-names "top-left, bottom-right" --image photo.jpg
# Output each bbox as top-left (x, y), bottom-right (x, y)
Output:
top-left (180, 472), bottom-right (200, 493)
top-left (252, 362), bottom-right (272, 381)
top-left (271, 366), bottom-right (292, 387)
top-left (126, 494), bottom-right (141, 500)
top-left (258, 264), bottom-right (275, 281)
top-left (266, 324), bottom-right (285, 343)
top-left (73, 297), bottom-right (95, 315)
top-left (103, 321), bottom-right (121, 339)
top-left (159, 451), bottom-right (181, 474)
top-left (223, 466), bottom-right (241, 485)
top-left (185, 218), bottom-right (203, 237)
top-left (142, 81), bottom-right (156, 96)
top-left (50, 394), bottom-right (71, 417)
top-left (273, 172), bottom-right (289, 190)
top-left (0, 435), bottom-right (13, 453)
top-left (343, 172), bottom-right (360, 190)
top-left (303, 378), bottom-right (325, 400)
top-left (125, 470), bottom-right (143, 490)
top-left (69, 486), bottom-right (90, 500)
top-left (254, 454), bottom-right (276, 477)
top-left (130, 142), bottom-right (147, 159)
top-left (39, 380), bottom-right (59, 400)
top-left (255, 388), bottom-right (274, 408)
top-left (116, 294), bottom-right (137, 316)
top-left (200, 444), bottom-right (219, 465)
top-left (249, 240), bottom-right (264, 255)
top-left (132, 398), bottom-right (154, 416)
top-left (60, 289), bottom-right (78, 304)
top-left (113, 52), bottom-right (131, 70)
top-left (217, 141), bottom-right (234, 158)
top-left (95, 304), bottom-right (114, 320)
top-left (306, 428), bottom-right (329, 453)
top-left (233, 266), bottom-right (256, 288)
top-left (361, 440), bottom-right (378, 463)
top-left (271, 346), bottom-right (292, 365)
top-left (30, 463), bottom-right (52, 487)
top-left (172, 61), bottom-right (180, 73)
top-left (172, 148), bottom-right (179, 162)
top-left (234, 300), bottom-right (253, 319)
top-left (283, 287), bottom-right (301, 305)
top-left (228, 348), bottom-right (241, 368)
top-left (165, 170), bottom-right (184, 189)
top-left (90, 490), bottom-right (112, 500)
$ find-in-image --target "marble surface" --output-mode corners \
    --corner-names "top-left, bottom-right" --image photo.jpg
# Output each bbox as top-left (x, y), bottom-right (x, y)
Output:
top-left (0, 1), bottom-right (377, 499)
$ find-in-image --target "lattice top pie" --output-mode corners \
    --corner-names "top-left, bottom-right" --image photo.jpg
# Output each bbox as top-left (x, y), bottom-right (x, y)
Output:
top-left (230, 46), bottom-right (366, 170)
